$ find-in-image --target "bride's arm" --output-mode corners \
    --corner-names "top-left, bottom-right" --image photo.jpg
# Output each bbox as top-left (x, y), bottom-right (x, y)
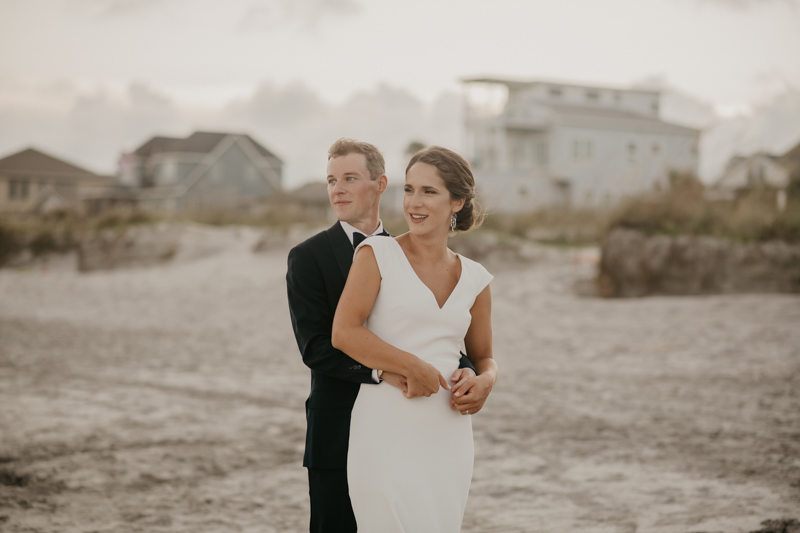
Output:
top-left (450, 285), bottom-right (498, 415)
top-left (332, 246), bottom-right (449, 398)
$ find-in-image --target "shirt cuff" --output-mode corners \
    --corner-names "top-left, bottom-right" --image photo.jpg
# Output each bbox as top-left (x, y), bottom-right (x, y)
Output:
top-left (372, 369), bottom-right (382, 383)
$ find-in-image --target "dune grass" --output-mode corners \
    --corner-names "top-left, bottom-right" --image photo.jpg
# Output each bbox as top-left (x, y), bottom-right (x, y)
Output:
top-left (609, 173), bottom-right (800, 243)
top-left (2, 174), bottom-right (797, 267)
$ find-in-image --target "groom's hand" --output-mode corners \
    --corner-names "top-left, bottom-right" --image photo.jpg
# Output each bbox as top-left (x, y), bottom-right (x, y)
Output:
top-left (404, 360), bottom-right (449, 398)
top-left (450, 373), bottom-right (493, 415)
top-left (381, 371), bottom-right (408, 394)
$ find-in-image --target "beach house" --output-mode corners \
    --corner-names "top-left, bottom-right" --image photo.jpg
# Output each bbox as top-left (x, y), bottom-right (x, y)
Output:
top-left (118, 131), bottom-right (283, 213)
top-left (0, 147), bottom-right (114, 216)
top-left (462, 77), bottom-right (700, 211)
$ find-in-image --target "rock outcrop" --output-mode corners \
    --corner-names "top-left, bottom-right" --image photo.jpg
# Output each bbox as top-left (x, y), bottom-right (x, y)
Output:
top-left (598, 228), bottom-right (800, 297)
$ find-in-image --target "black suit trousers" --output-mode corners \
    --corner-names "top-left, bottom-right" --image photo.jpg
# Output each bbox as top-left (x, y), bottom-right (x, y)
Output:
top-left (308, 467), bottom-right (357, 533)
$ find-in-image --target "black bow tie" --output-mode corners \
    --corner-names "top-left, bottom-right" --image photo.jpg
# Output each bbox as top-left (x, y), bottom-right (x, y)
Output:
top-left (353, 230), bottom-right (390, 249)
top-left (352, 232), bottom-right (368, 249)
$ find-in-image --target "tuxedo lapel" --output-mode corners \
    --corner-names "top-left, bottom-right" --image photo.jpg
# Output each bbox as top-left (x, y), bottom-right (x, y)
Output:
top-left (326, 222), bottom-right (353, 280)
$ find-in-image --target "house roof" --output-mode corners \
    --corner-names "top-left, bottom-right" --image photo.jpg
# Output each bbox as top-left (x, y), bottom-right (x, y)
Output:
top-left (132, 136), bottom-right (183, 157)
top-left (244, 134), bottom-right (281, 161)
top-left (544, 103), bottom-right (699, 135)
top-left (0, 147), bottom-right (100, 177)
top-left (462, 76), bottom-right (660, 96)
top-left (715, 152), bottom-right (791, 189)
top-left (132, 131), bottom-right (282, 162)
top-left (779, 140), bottom-right (800, 169)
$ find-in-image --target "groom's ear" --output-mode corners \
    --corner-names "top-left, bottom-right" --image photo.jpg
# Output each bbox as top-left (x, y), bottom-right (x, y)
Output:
top-left (376, 174), bottom-right (388, 194)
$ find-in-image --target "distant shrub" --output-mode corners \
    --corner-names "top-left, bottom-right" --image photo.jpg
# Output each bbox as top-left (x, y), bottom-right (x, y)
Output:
top-left (185, 199), bottom-right (329, 230)
top-left (0, 209), bottom-right (150, 267)
top-left (482, 207), bottom-right (610, 246)
top-left (0, 221), bottom-right (25, 266)
top-left (789, 171), bottom-right (800, 198)
top-left (610, 172), bottom-right (800, 243)
top-left (91, 209), bottom-right (156, 231)
top-left (381, 207), bottom-right (609, 245)
top-left (29, 231), bottom-right (59, 257)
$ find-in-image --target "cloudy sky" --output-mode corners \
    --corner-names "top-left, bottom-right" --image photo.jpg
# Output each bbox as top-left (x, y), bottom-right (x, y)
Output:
top-left (1, 0), bottom-right (799, 184)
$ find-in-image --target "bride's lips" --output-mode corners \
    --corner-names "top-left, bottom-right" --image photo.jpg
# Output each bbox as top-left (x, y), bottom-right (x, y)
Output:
top-left (408, 213), bottom-right (428, 224)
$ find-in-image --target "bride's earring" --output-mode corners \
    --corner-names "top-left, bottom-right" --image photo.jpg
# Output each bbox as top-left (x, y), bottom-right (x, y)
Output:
top-left (450, 213), bottom-right (457, 232)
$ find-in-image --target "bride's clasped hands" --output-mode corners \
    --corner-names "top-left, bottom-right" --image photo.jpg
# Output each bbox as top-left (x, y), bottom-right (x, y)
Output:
top-left (450, 366), bottom-right (494, 415)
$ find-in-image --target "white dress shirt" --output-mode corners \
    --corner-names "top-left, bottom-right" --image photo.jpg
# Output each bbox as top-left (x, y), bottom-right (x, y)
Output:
top-left (339, 220), bottom-right (385, 246)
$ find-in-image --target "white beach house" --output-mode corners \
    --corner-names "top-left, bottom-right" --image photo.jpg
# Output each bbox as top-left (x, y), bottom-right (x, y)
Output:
top-left (462, 77), bottom-right (700, 211)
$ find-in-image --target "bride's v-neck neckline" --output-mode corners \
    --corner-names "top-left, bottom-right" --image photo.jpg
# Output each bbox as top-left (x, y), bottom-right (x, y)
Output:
top-left (390, 238), bottom-right (464, 310)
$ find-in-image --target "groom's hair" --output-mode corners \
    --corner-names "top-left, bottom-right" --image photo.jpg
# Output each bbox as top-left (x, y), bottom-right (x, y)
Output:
top-left (328, 138), bottom-right (385, 180)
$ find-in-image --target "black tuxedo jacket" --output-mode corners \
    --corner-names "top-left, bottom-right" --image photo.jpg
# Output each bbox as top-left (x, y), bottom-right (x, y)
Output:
top-left (286, 222), bottom-right (474, 469)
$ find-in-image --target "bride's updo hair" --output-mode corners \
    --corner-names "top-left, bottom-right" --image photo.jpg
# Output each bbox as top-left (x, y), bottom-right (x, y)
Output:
top-left (406, 146), bottom-right (486, 233)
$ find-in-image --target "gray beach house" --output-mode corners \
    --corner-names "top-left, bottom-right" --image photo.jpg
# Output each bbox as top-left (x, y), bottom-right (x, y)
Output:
top-left (118, 131), bottom-right (283, 213)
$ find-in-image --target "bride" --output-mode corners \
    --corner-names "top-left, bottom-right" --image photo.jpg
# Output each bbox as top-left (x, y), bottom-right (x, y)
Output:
top-left (332, 146), bottom-right (498, 532)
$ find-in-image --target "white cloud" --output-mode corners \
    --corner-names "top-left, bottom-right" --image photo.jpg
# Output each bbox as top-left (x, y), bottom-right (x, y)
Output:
top-left (219, 82), bottom-right (461, 185)
top-left (3, 75), bottom-right (796, 189)
top-left (0, 81), bottom-right (194, 174)
top-left (239, 0), bottom-right (360, 31)
top-left (701, 86), bottom-right (800, 182)
top-left (0, 79), bottom-right (458, 186)
top-left (64, 0), bottom-right (175, 17)
top-left (225, 81), bottom-right (329, 126)
top-left (694, 0), bottom-right (798, 9)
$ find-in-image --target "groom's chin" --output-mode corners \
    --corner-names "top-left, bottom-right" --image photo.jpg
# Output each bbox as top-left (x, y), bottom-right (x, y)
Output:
top-left (331, 205), bottom-right (348, 221)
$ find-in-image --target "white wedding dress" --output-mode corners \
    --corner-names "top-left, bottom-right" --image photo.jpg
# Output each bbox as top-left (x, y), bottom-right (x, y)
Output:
top-left (347, 237), bottom-right (493, 533)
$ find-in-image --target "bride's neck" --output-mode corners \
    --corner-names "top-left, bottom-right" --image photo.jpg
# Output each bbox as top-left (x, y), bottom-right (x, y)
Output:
top-left (405, 232), bottom-right (449, 262)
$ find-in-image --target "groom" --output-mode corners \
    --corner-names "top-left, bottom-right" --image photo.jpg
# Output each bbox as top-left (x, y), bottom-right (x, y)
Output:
top-left (286, 138), bottom-right (489, 533)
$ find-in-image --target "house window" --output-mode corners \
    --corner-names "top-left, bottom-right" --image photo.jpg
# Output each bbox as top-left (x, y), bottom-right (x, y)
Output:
top-left (162, 160), bottom-right (178, 183)
top-left (651, 102), bottom-right (660, 114)
top-left (245, 166), bottom-right (259, 184)
top-left (9, 180), bottom-right (29, 200)
top-left (549, 87), bottom-right (562, 98)
top-left (537, 142), bottom-right (548, 167)
top-left (573, 140), bottom-right (593, 160)
top-left (652, 143), bottom-right (660, 155)
top-left (485, 147), bottom-right (496, 168)
top-left (510, 143), bottom-right (522, 169)
top-left (471, 151), bottom-right (483, 169)
top-left (209, 163), bottom-right (224, 182)
top-left (586, 91), bottom-right (599, 101)
top-left (628, 143), bottom-right (637, 162)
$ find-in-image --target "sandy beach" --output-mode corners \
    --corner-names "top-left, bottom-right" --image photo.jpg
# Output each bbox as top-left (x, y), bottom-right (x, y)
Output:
top-left (1, 225), bottom-right (798, 532)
